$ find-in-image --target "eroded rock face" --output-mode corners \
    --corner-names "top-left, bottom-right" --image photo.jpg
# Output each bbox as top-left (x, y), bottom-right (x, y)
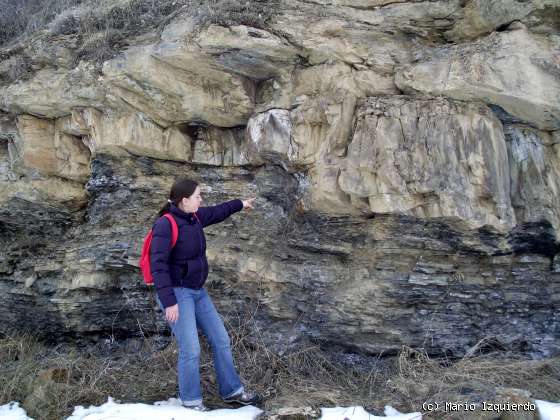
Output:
top-left (396, 28), bottom-right (560, 130)
top-left (15, 115), bottom-right (91, 182)
top-left (193, 126), bottom-right (250, 167)
top-left (58, 108), bottom-right (193, 162)
top-left (1, 150), bottom-right (557, 359)
top-left (270, 13), bottom-right (413, 71)
top-left (247, 109), bottom-right (295, 168)
top-left (195, 24), bottom-right (299, 80)
top-left (0, 3), bottom-right (559, 359)
top-left (0, 62), bottom-right (106, 118)
top-left (339, 97), bottom-right (515, 231)
top-left (289, 0), bottom-right (463, 39)
top-left (12, 177), bottom-right (86, 206)
top-left (445, 0), bottom-right (560, 41)
top-left (246, 96), bottom-right (529, 233)
top-left (506, 125), bottom-right (560, 232)
top-left (101, 40), bottom-right (256, 128)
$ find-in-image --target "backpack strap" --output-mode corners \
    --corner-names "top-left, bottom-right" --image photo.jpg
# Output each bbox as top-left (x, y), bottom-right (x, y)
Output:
top-left (162, 213), bottom-right (179, 248)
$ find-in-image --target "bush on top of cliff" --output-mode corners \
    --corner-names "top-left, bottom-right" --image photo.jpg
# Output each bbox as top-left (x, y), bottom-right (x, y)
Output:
top-left (0, 0), bottom-right (80, 45)
top-left (0, 0), bottom-right (279, 83)
top-left (189, 0), bottom-right (279, 29)
top-left (0, 0), bottom-right (279, 47)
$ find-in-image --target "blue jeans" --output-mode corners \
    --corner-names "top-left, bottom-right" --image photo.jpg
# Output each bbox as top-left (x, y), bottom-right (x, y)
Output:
top-left (156, 287), bottom-right (244, 405)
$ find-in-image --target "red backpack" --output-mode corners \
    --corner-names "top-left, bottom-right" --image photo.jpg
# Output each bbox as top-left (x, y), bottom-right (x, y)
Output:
top-left (139, 213), bottom-right (179, 285)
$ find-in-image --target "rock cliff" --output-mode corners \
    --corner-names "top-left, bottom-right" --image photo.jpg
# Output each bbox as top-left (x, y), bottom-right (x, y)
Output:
top-left (0, 0), bottom-right (559, 358)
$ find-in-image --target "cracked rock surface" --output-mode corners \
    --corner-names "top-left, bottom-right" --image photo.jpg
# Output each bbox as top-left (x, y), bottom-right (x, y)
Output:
top-left (0, 0), bottom-right (559, 358)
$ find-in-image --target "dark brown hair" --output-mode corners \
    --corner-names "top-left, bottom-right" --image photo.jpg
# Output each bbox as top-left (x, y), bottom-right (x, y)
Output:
top-left (156, 178), bottom-right (199, 220)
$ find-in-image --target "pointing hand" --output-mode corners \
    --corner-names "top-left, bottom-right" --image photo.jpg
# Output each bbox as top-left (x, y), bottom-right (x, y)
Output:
top-left (242, 197), bottom-right (257, 211)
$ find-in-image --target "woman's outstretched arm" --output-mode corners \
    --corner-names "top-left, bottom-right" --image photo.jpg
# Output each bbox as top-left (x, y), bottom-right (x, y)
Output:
top-left (196, 197), bottom-right (256, 227)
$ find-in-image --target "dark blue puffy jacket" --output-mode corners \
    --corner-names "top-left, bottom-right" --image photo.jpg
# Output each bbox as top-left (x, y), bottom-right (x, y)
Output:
top-left (150, 199), bottom-right (244, 308)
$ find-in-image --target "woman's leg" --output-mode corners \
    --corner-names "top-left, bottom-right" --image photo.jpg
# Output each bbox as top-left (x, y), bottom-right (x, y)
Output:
top-left (195, 288), bottom-right (244, 399)
top-left (158, 288), bottom-right (203, 405)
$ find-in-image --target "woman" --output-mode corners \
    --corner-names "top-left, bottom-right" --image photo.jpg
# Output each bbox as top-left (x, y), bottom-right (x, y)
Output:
top-left (150, 178), bottom-right (260, 411)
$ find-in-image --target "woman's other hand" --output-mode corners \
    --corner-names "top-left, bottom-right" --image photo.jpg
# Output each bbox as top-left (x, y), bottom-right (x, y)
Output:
top-left (165, 304), bottom-right (179, 323)
top-left (242, 197), bottom-right (256, 211)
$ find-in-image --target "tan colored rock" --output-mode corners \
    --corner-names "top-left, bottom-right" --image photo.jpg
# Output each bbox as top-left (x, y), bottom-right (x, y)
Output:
top-left (1, 112), bottom-right (87, 211)
top-left (53, 129), bottom-right (91, 183)
top-left (14, 114), bottom-right (90, 182)
top-left (59, 108), bottom-right (192, 162)
top-left (61, 107), bottom-right (252, 165)
top-left (195, 25), bottom-right (299, 80)
top-left (253, 12), bottom-right (410, 112)
top-left (5, 8), bottom-right (413, 128)
top-left (15, 115), bottom-right (57, 175)
top-left (396, 28), bottom-right (560, 130)
top-left (101, 39), bottom-right (255, 128)
top-left (305, 161), bottom-right (357, 215)
top-left (256, 62), bottom-right (397, 114)
top-left (246, 109), bottom-right (294, 169)
top-left (293, 95), bottom-right (357, 160)
top-left (247, 94), bottom-right (381, 215)
top-left (306, 0), bottom-right (463, 37)
top-left (247, 93), bottom-right (359, 174)
top-left (56, 112), bottom-right (90, 137)
top-left (302, 0), bottom-right (408, 6)
top-left (293, 62), bottom-right (397, 98)
top-left (0, 62), bottom-right (106, 118)
top-left (339, 96), bottom-right (516, 231)
top-left (271, 15), bottom-right (411, 72)
top-left (246, 95), bottom-right (370, 216)
top-left (506, 125), bottom-right (560, 231)
top-left (274, 17), bottom-right (363, 66)
top-left (445, 0), bottom-right (560, 41)
top-left (193, 126), bottom-right (249, 167)
top-left (0, 178), bottom-right (87, 211)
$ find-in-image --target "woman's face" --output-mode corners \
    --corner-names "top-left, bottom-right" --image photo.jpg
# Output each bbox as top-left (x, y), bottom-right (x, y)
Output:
top-left (180, 186), bottom-right (203, 213)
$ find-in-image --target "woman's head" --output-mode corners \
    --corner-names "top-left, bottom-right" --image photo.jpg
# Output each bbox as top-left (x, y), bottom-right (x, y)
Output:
top-left (156, 178), bottom-right (202, 219)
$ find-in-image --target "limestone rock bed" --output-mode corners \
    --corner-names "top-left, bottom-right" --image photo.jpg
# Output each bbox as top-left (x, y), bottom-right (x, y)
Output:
top-left (0, 0), bottom-right (559, 359)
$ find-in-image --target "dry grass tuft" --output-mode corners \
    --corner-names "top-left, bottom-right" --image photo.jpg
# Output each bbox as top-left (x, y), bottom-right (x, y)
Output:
top-left (191, 0), bottom-right (280, 30)
top-left (386, 345), bottom-right (560, 418)
top-left (0, 0), bottom-right (80, 46)
top-left (0, 0), bottom-right (280, 50)
top-left (0, 0), bottom-right (280, 83)
top-left (0, 330), bottom-right (178, 419)
top-left (0, 325), bottom-right (559, 420)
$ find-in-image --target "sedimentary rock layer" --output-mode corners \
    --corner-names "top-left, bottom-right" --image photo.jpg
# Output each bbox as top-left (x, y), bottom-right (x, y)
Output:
top-left (0, 0), bottom-right (558, 358)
